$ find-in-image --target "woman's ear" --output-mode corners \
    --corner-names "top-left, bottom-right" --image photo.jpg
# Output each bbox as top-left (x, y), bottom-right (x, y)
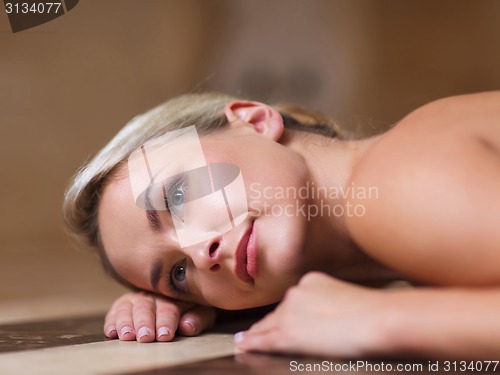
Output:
top-left (224, 101), bottom-right (284, 141)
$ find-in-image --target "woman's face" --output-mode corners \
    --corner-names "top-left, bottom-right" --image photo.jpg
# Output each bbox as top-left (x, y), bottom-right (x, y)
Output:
top-left (98, 118), bottom-right (312, 309)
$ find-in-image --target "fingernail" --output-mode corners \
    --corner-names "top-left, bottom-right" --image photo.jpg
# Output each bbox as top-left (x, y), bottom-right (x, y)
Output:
top-left (106, 325), bottom-right (116, 336)
top-left (120, 326), bottom-right (133, 337)
top-left (157, 326), bottom-right (170, 338)
top-left (234, 331), bottom-right (245, 343)
top-left (137, 327), bottom-right (151, 340)
top-left (183, 318), bottom-right (197, 333)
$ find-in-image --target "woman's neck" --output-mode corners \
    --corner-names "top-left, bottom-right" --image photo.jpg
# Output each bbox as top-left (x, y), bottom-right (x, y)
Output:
top-left (282, 130), bottom-right (399, 283)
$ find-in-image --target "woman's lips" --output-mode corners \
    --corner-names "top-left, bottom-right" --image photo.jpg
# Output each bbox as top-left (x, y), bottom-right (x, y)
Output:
top-left (234, 222), bottom-right (257, 284)
top-left (246, 222), bottom-right (258, 279)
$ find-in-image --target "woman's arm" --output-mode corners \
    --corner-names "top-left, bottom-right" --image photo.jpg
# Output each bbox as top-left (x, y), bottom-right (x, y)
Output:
top-left (235, 272), bottom-right (500, 359)
top-left (382, 285), bottom-right (500, 359)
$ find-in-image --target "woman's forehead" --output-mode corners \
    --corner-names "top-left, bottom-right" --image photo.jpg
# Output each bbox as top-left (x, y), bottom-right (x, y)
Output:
top-left (98, 177), bottom-right (164, 289)
top-left (98, 177), bottom-right (144, 251)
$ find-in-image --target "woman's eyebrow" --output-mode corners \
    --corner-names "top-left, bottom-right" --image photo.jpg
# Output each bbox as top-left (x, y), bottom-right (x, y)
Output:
top-left (150, 258), bottom-right (163, 292)
top-left (146, 210), bottom-right (161, 231)
top-left (144, 184), bottom-right (162, 231)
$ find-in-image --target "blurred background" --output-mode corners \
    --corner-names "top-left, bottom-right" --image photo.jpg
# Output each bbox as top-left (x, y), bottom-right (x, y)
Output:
top-left (1, 0), bottom-right (499, 323)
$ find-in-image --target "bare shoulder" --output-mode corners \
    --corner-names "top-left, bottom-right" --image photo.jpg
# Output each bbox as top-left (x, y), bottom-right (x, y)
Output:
top-left (345, 91), bottom-right (500, 286)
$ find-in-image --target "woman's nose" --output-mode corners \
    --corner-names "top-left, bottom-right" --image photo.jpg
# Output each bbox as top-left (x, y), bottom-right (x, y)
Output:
top-left (208, 241), bottom-right (221, 272)
top-left (189, 238), bottom-right (221, 272)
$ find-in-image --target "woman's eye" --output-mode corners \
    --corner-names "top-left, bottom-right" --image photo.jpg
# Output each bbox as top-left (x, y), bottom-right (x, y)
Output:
top-left (166, 179), bottom-right (186, 221)
top-left (171, 259), bottom-right (188, 293)
top-left (173, 263), bottom-right (186, 282)
top-left (171, 189), bottom-right (185, 206)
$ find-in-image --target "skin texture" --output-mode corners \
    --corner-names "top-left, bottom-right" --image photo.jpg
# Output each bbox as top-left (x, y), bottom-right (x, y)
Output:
top-left (101, 92), bottom-right (500, 357)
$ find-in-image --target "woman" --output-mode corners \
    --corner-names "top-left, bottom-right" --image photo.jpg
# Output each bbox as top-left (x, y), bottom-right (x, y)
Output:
top-left (64, 91), bottom-right (500, 359)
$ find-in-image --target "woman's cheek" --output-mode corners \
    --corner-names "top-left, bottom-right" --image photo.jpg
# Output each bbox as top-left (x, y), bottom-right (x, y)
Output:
top-left (247, 182), bottom-right (265, 217)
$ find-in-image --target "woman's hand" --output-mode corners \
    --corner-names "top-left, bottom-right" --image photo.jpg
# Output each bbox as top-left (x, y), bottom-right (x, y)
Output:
top-left (234, 272), bottom-right (387, 358)
top-left (104, 291), bottom-right (216, 343)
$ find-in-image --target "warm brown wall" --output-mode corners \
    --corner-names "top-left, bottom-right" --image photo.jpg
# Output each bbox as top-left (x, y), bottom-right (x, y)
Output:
top-left (206, 0), bottom-right (500, 136)
top-left (353, 0), bottom-right (500, 132)
top-left (0, 0), bottom-right (228, 309)
top-left (0, 0), bottom-right (226, 247)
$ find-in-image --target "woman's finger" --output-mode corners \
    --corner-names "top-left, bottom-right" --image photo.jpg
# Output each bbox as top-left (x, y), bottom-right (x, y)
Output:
top-left (245, 311), bottom-right (278, 335)
top-left (103, 309), bottom-right (118, 339)
top-left (103, 292), bottom-right (138, 339)
top-left (234, 328), bottom-right (283, 353)
top-left (132, 296), bottom-right (157, 343)
top-left (177, 305), bottom-right (217, 336)
top-left (233, 311), bottom-right (278, 351)
top-left (114, 300), bottom-right (137, 341)
top-left (154, 298), bottom-right (186, 342)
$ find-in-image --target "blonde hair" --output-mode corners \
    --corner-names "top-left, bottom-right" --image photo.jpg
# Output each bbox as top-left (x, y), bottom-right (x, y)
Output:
top-left (63, 92), bottom-right (341, 288)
